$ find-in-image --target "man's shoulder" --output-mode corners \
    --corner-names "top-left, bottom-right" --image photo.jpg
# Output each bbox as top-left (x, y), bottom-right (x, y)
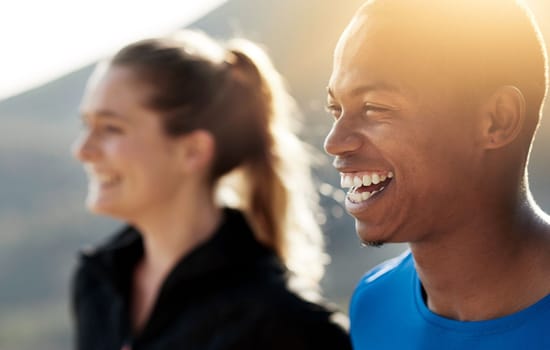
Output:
top-left (349, 249), bottom-right (416, 333)
top-left (352, 250), bottom-right (414, 301)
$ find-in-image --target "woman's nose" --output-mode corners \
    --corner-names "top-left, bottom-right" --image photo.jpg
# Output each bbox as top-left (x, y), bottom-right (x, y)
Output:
top-left (71, 131), bottom-right (98, 162)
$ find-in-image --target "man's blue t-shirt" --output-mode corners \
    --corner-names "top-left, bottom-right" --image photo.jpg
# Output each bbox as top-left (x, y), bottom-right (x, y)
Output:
top-left (350, 250), bottom-right (550, 349)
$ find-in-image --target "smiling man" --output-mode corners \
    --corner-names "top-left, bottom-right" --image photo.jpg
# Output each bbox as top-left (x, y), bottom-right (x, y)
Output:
top-left (324, 0), bottom-right (550, 348)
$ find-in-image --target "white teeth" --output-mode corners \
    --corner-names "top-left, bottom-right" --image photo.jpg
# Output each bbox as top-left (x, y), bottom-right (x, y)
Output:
top-left (362, 174), bottom-right (372, 186)
top-left (341, 175), bottom-right (353, 188)
top-left (340, 170), bottom-right (394, 190)
top-left (98, 175), bottom-right (113, 182)
top-left (348, 192), bottom-right (361, 202)
top-left (348, 190), bottom-right (374, 203)
top-left (92, 174), bottom-right (118, 185)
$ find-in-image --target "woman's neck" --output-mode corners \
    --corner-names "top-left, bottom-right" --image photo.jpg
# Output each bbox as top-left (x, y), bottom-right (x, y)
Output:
top-left (130, 187), bottom-right (223, 333)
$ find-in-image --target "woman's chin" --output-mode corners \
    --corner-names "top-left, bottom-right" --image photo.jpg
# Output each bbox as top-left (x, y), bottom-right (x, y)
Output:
top-left (86, 199), bottom-right (123, 218)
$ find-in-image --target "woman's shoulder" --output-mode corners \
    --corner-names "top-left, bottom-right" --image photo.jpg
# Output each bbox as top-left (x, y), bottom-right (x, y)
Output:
top-left (211, 279), bottom-right (351, 349)
top-left (71, 226), bottom-right (141, 298)
top-left (242, 293), bottom-right (351, 349)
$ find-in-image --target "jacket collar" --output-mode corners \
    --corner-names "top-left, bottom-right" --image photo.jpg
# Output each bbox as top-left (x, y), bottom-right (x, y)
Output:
top-left (80, 207), bottom-right (285, 297)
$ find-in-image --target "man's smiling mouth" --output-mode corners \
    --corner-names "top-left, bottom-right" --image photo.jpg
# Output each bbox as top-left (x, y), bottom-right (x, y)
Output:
top-left (340, 171), bottom-right (394, 203)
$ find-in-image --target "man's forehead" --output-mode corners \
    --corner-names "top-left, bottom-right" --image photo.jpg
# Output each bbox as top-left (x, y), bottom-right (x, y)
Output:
top-left (333, 17), bottom-right (411, 79)
top-left (332, 9), bottom-right (457, 94)
top-left (334, 6), bottom-right (416, 67)
top-left (334, 11), bottom-right (372, 61)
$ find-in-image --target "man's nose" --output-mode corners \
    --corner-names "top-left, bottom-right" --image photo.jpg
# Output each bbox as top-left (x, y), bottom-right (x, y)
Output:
top-left (324, 118), bottom-right (363, 157)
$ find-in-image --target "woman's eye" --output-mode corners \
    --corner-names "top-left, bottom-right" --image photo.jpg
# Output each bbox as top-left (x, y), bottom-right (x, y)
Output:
top-left (103, 124), bottom-right (123, 134)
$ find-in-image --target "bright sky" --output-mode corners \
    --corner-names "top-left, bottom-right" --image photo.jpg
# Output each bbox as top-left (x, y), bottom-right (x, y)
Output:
top-left (0, 0), bottom-right (227, 100)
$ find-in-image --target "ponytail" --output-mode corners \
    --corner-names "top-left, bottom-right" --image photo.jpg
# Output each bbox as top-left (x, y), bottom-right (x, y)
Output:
top-left (216, 40), bottom-right (327, 294)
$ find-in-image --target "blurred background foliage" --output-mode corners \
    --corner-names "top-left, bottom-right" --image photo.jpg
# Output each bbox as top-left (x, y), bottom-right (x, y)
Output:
top-left (0, 1), bottom-right (549, 349)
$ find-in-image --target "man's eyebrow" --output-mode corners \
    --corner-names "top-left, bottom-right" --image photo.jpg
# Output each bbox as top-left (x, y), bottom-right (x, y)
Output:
top-left (327, 83), bottom-right (401, 99)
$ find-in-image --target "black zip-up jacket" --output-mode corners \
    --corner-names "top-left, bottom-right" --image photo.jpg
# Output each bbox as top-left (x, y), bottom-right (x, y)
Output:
top-left (71, 208), bottom-right (352, 350)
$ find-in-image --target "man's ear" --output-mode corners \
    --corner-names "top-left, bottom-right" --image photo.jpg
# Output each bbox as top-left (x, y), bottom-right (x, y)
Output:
top-left (178, 130), bottom-right (216, 174)
top-left (479, 85), bottom-right (526, 149)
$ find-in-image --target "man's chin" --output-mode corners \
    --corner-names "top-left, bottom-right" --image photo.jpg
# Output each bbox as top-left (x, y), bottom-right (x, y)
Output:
top-left (360, 240), bottom-right (386, 248)
top-left (355, 221), bottom-right (387, 247)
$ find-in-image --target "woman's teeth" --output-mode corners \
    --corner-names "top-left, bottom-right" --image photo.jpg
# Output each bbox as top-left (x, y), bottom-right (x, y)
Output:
top-left (92, 174), bottom-right (119, 186)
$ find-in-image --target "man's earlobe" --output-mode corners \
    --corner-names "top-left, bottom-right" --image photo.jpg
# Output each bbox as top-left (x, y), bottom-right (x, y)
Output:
top-left (483, 85), bottom-right (526, 149)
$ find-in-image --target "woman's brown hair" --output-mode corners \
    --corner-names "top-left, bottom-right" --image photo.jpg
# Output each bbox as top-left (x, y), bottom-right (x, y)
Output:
top-left (108, 30), bottom-right (327, 292)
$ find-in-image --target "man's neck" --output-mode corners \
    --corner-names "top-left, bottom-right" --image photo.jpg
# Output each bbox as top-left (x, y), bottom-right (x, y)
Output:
top-left (410, 204), bottom-right (550, 321)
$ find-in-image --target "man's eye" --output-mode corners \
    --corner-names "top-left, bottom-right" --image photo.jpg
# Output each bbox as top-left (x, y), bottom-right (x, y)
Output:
top-left (325, 105), bottom-right (342, 119)
top-left (364, 104), bottom-right (389, 114)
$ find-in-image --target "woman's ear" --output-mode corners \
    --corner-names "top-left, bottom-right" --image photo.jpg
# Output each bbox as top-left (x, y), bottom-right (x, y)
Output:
top-left (479, 85), bottom-right (526, 150)
top-left (177, 130), bottom-right (216, 174)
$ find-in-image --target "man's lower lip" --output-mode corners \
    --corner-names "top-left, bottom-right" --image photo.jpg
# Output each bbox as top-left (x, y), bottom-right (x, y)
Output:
top-left (344, 185), bottom-right (389, 213)
top-left (345, 196), bottom-right (372, 213)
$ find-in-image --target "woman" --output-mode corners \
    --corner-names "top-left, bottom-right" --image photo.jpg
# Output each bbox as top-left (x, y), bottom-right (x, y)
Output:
top-left (71, 30), bottom-right (351, 350)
